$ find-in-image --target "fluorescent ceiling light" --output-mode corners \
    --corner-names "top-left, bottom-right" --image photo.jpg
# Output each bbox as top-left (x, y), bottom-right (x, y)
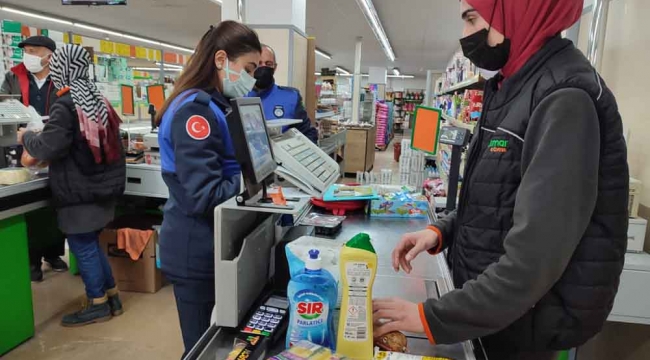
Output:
top-left (123, 34), bottom-right (161, 46)
top-left (387, 74), bottom-right (415, 79)
top-left (354, 0), bottom-right (396, 62)
top-left (156, 62), bottom-right (183, 69)
top-left (74, 23), bottom-right (123, 37)
top-left (0, 6), bottom-right (194, 54)
top-left (392, 68), bottom-right (400, 76)
top-left (1, 7), bottom-right (73, 25)
top-left (133, 67), bottom-right (182, 72)
top-left (315, 48), bottom-right (332, 60)
top-left (160, 42), bottom-right (194, 53)
top-left (335, 66), bottom-right (350, 75)
top-left (315, 72), bottom-right (322, 76)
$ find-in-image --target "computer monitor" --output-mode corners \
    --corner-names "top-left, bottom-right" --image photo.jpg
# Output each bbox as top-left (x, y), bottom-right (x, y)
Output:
top-left (227, 97), bottom-right (277, 201)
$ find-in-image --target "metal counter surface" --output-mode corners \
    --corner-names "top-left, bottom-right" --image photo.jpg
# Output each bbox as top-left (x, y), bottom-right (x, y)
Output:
top-left (191, 214), bottom-right (477, 360)
top-left (0, 175), bottom-right (48, 198)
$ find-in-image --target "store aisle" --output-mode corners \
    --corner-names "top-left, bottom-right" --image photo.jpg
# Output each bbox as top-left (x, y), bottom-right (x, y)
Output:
top-left (342, 135), bottom-right (402, 182)
top-left (5, 266), bottom-right (183, 360)
top-left (374, 136), bottom-right (401, 177)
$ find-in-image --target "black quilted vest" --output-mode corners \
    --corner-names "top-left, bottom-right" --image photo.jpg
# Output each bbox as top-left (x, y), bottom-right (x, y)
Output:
top-left (452, 37), bottom-right (629, 350)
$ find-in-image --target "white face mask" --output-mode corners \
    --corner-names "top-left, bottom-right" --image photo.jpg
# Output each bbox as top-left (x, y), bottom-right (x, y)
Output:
top-left (222, 58), bottom-right (256, 99)
top-left (23, 53), bottom-right (46, 74)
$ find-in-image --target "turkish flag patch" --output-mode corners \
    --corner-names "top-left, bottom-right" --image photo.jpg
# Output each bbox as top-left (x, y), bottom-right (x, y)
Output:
top-left (185, 115), bottom-right (211, 140)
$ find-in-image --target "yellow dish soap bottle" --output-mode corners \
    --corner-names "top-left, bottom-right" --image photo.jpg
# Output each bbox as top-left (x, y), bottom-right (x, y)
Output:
top-left (336, 233), bottom-right (377, 360)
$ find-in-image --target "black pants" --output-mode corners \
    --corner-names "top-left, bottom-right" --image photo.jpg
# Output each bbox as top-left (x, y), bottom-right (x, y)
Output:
top-left (26, 208), bottom-right (65, 267)
top-left (171, 279), bottom-right (215, 359)
top-left (29, 242), bottom-right (65, 266)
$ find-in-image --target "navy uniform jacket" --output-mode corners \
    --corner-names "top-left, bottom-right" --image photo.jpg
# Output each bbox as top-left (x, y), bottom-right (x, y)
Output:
top-left (158, 89), bottom-right (241, 285)
top-left (249, 84), bottom-right (318, 143)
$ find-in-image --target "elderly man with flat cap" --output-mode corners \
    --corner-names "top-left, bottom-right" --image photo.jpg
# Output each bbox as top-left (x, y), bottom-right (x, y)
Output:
top-left (1, 35), bottom-right (67, 281)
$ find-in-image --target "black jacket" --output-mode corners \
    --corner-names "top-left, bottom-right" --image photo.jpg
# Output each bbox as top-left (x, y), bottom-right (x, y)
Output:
top-left (22, 92), bottom-right (126, 208)
top-left (422, 37), bottom-right (628, 351)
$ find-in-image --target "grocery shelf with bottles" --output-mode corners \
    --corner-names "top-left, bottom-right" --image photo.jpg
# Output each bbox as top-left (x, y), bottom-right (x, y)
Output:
top-left (435, 89), bottom-right (484, 132)
top-left (434, 49), bottom-right (485, 98)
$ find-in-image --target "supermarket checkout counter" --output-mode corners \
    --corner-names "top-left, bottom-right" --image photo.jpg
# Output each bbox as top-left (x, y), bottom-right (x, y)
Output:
top-left (183, 97), bottom-right (482, 359)
top-left (187, 211), bottom-right (481, 360)
top-left (0, 98), bottom-right (64, 355)
top-left (0, 176), bottom-right (53, 355)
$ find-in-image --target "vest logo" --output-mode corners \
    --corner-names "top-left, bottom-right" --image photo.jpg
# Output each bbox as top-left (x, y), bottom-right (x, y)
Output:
top-left (297, 301), bottom-right (323, 320)
top-left (274, 105), bottom-right (285, 118)
top-left (488, 139), bottom-right (509, 153)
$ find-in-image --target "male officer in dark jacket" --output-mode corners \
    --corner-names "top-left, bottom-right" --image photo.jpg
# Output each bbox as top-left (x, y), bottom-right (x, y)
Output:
top-left (249, 44), bottom-right (318, 143)
top-left (1, 36), bottom-right (66, 281)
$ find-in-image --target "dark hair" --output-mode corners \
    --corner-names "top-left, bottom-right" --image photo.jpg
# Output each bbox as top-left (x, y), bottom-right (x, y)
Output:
top-left (155, 21), bottom-right (262, 124)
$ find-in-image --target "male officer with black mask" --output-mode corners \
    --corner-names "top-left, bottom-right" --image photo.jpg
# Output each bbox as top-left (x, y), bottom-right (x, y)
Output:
top-left (250, 44), bottom-right (318, 143)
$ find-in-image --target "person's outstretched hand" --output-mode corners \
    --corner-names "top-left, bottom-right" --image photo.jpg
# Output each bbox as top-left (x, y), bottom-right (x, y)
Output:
top-left (373, 298), bottom-right (424, 338)
top-left (391, 228), bottom-right (438, 274)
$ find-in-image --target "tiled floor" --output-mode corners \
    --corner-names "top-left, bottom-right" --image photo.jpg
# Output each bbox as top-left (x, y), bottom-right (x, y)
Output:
top-left (5, 137), bottom-right (402, 360)
top-left (5, 264), bottom-right (183, 360)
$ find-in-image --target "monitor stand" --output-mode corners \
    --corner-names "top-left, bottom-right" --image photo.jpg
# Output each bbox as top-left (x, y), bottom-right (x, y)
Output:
top-left (236, 179), bottom-right (295, 210)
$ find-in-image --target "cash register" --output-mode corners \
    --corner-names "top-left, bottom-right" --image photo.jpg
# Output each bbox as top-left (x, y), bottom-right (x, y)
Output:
top-left (0, 97), bottom-right (35, 169)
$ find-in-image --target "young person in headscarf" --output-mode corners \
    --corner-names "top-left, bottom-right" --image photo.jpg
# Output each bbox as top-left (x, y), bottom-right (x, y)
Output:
top-left (18, 44), bottom-right (126, 327)
top-left (373, 1), bottom-right (628, 359)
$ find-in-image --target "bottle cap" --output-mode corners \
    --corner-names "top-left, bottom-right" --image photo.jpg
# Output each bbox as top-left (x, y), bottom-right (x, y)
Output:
top-left (306, 249), bottom-right (321, 271)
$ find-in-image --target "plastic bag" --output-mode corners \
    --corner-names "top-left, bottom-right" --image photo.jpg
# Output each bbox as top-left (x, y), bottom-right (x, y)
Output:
top-left (20, 106), bottom-right (49, 169)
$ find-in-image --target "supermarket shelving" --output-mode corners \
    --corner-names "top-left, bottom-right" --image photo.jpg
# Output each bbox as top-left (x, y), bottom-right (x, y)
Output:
top-left (435, 75), bottom-right (485, 96)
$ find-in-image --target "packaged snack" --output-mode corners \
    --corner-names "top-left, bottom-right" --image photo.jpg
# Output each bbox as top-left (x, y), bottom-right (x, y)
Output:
top-left (374, 351), bottom-right (452, 360)
top-left (374, 331), bottom-right (408, 353)
top-left (269, 340), bottom-right (347, 360)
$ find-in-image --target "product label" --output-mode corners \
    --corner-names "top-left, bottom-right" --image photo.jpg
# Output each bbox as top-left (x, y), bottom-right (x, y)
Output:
top-left (343, 262), bottom-right (371, 341)
top-left (289, 289), bottom-right (331, 348)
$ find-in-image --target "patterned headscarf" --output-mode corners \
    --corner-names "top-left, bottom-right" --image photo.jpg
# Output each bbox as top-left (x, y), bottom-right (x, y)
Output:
top-left (50, 44), bottom-right (120, 164)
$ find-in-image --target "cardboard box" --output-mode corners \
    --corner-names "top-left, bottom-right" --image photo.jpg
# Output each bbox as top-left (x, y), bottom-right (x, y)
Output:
top-left (99, 229), bottom-right (163, 293)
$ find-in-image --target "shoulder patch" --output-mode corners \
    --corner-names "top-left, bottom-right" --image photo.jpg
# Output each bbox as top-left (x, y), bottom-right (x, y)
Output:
top-left (186, 115), bottom-right (211, 140)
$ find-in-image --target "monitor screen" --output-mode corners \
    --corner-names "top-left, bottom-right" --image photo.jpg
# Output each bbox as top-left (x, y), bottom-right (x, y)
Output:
top-left (62, 0), bottom-right (127, 5)
top-left (239, 103), bottom-right (275, 183)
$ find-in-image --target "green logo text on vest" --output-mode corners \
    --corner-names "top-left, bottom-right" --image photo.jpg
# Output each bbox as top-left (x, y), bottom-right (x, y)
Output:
top-left (489, 139), bottom-right (509, 153)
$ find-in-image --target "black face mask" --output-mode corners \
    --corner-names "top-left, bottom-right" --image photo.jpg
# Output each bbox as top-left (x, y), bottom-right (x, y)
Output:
top-left (460, 29), bottom-right (511, 71)
top-left (254, 66), bottom-right (275, 89)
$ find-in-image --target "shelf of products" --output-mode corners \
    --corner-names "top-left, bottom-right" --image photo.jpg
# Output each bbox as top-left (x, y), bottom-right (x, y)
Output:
top-left (433, 49), bottom-right (486, 98)
top-left (441, 113), bottom-right (476, 132)
top-left (435, 89), bottom-right (483, 134)
top-left (435, 75), bottom-right (485, 96)
top-left (315, 111), bottom-right (337, 120)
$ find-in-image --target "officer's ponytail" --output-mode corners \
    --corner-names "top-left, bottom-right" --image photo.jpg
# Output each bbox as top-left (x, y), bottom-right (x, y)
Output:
top-left (156, 21), bottom-right (262, 125)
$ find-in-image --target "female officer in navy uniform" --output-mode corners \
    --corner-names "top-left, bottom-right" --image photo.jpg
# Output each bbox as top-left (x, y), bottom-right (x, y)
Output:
top-left (155, 21), bottom-right (262, 358)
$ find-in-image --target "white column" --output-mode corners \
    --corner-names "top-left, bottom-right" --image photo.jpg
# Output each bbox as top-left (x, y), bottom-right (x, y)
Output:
top-left (424, 70), bottom-right (433, 107)
top-left (351, 37), bottom-right (363, 124)
top-left (221, 0), bottom-right (244, 22)
top-left (587, 0), bottom-right (611, 72)
top-left (245, 0), bottom-right (306, 33)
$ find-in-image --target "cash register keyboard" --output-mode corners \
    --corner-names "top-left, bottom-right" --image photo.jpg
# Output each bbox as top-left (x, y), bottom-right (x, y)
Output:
top-left (0, 100), bottom-right (33, 121)
top-left (280, 138), bottom-right (336, 182)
